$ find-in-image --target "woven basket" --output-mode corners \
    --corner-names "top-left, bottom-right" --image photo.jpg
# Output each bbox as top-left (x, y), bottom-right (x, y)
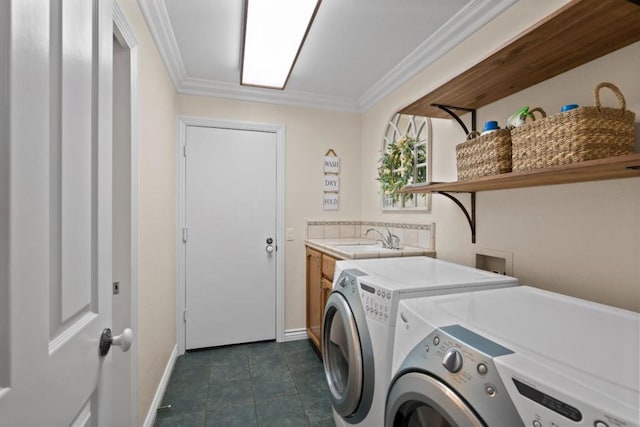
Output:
top-left (456, 129), bottom-right (512, 180)
top-left (511, 82), bottom-right (636, 172)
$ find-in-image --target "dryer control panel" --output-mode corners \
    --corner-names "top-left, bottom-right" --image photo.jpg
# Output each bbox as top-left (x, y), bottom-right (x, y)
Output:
top-left (395, 324), bottom-right (524, 427)
top-left (358, 278), bottom-right (393, 325)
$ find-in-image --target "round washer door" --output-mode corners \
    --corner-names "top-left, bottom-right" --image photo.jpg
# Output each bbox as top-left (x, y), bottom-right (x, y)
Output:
top-left (386, 372), bottom-right (485, 427)
top-left (322, 292), bottom-right (364, 418)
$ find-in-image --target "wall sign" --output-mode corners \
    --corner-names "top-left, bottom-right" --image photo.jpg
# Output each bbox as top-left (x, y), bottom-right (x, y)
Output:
top-left (323, 175), bottom-right (340, 192)
top-left (323, 154), bottom-right (340, 174)
top-left (323, 193), bottom-right (339, 211)
top-left (323, 149), bottom-right (340, 211)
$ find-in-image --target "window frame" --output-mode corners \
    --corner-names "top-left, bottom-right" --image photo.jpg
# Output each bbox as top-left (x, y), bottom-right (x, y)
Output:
top-left (380, 113), bottom-right (432, 212)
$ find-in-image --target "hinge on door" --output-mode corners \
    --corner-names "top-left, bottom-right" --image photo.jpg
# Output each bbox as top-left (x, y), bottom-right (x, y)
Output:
top-left (183, 144), bottom-right (187, 157)
top-left (182, 227), bottom-right (188, 243)
top-left (183, 310), bottom-right (187, 323)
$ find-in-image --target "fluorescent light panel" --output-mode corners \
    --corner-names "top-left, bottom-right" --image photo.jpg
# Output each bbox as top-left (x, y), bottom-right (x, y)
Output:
top-left (242, 0), bottom-right (320, 89)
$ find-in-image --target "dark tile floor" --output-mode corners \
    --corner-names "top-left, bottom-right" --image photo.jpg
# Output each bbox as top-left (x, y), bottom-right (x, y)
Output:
top-left (154, 339), bottom-right (335, 427)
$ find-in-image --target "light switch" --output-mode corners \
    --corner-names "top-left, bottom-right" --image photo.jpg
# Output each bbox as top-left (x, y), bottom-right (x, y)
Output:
top-left (286, 228), bottom-right (295, 241)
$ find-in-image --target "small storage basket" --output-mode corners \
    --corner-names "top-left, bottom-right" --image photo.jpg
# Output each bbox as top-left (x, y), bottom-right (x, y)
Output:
top-left (511, 82), bottom-right (636, 172)
top-left (456, 129), bottom-right (512, 180)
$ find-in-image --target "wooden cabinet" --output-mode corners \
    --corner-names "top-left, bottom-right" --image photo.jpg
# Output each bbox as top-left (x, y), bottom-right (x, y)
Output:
top-left (321, 255), bottom-right (337, 313)
top-left (305, 246), bottom-right (341, 353)
top-left (306, 247), bottom-right (323, 351)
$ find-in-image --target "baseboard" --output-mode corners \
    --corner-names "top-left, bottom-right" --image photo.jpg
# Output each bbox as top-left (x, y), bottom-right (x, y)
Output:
top-left (142, 344), bottom-right (178, 427)
top-left (282, 328), bottom-right (309, 342)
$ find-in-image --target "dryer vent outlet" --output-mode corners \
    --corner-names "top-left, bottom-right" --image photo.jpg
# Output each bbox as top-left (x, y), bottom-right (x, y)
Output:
top-left (476, 254), bottom-right (506, 275)
top-left (474, 248), bottom-right (514, 276)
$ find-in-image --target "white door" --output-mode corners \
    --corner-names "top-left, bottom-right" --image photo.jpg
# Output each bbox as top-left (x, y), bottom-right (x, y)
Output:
top-left (112, 25), bottom-right (136, 427)
top-left (0, 1), bottom-right (116, 425)
top-left (185, 125), bottom-right (277, 350)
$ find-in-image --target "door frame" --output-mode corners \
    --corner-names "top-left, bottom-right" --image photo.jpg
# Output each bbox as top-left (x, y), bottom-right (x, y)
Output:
top-left (176, 116), bottom-right (286, 355)
top-left (113, 2), bottom-right (140, 425)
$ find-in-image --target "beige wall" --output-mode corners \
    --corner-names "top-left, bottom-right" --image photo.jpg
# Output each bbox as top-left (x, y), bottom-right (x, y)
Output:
top-left (360, 0), bottom-right (640, 312)
top-left (178, 96), bottom-right (362, 330)
top-left (117, 1), bottom-right (179, 425)
top-left (120, 0), bottom-right (640, 422)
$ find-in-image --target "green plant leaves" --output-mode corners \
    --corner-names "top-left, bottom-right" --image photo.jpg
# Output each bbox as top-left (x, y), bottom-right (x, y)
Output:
top-left (376, 136), bottom-right (426, 203)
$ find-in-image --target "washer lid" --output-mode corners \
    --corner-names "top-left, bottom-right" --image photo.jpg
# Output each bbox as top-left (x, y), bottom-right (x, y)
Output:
top-left (402, 286), bottom-right (640, 398)
top-left (336, 256), bottom-right (518, 291)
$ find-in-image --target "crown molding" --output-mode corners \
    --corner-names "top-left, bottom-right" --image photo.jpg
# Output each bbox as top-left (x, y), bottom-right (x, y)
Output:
top-left (358, 0), bottom-right (519, 112)
top-left (113, 1), bottom-right (138, 48)
top-left (138, 0), bottom-right (518, 113)
top-left (137, 0), bottom-right (187, 87)
top-left (178, 77), bottom-right (360, 112)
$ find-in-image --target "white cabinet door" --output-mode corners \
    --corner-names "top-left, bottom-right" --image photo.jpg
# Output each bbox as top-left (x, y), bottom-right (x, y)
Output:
top-left (185, 125), bottom-right (277, 350)
top-left (0, 0), bottom-right (114, 425)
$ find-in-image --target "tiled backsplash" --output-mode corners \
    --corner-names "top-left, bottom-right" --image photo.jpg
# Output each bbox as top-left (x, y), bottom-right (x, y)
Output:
top-left (306, 220), bottom-right (435, 250)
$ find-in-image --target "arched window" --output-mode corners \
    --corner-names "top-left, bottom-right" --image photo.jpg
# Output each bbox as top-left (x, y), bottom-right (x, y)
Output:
top-left (378, 113), bottom-right (432, 211)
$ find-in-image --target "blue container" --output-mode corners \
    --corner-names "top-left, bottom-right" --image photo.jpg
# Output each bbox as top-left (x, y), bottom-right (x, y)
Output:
top-left (481, 120), bottom-right (500, 135)
top-left (560, 104), bottom-right (579, 112)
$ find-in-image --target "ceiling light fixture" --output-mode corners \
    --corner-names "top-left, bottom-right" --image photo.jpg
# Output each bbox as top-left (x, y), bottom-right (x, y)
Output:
top-left (241, 0), bottom-right (321, 90)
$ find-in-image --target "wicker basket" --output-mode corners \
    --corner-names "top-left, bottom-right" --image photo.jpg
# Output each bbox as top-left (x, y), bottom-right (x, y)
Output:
top-left (456, 129), bottom-right (512, 180)
top-left (511, 82), bottom-right (636, 172)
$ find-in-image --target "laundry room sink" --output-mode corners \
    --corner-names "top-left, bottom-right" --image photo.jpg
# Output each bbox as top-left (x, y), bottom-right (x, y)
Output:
top-left (333, 244), bottom-right (401, 253)
top-left (304, 238), bottom-right (435, 261)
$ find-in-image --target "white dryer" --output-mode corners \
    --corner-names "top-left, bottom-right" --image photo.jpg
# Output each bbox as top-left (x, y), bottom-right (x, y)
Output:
top-left (322, 256), bottom-right (519, 427)
top-left (388, 286), bottom-right (640, 427)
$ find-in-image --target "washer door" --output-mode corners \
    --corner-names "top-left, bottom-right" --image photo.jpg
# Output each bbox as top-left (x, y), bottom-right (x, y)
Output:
top-left (322, 292), bottom-right (364, 419)
top-left (386, 372), bottom-right (485, 427)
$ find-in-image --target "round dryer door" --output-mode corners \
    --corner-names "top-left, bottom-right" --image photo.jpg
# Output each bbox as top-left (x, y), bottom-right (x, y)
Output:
top-left (323, 277), bottom-right (375, 424)
top-left (386, 372), bottom-right (485, 427)
top-left (322, 292), bottom-right (364, 418)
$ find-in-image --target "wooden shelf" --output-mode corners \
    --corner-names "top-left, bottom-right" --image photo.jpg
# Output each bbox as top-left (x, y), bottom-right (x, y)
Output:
top-left (395, 0), bottom-right (640, 243)
top-left (401, 154), bottom-right (640, 194)
top-left (399, 0), bottom-right (640, 118)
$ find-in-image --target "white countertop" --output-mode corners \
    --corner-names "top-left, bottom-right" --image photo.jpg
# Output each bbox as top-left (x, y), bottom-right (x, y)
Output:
top-left (304, 238), bottom-right (436, 259)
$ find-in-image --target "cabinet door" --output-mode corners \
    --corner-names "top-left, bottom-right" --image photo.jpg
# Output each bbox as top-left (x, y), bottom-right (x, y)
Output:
top-left (306, 248), bottom-right (323, 351)
top-left (322, 254), bottom-right (336, 280)
top-left (321, 278), bottom-right (333, 311)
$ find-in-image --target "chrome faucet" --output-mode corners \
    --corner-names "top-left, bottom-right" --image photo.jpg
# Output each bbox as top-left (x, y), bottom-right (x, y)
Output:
top-left (365, 228), bottom-right (400, 250)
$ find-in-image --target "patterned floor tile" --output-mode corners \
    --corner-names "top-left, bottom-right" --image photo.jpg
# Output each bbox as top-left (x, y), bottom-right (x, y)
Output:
top-left (154, 410), bottom-right (205, 426)
top-left (159, 382), bottom-right (209, 417)
top-left (309, 417), bottom-right (336, 427)
top-left (301, 391), bottom-right (333, 423)
top-left (255, 395), bottom-right (310, 427)
top-left (253, 370), bottom-right (297, 402)
top-left (206, 378), bottom-right (254, 410)
top-left (155, 339), bottom-right (331, 426)
top-left (205, 402), bottom-right (257, 427)
top-left (209, 358), bottom-right (251, 384)
top-left (249, 352), bottom-right (290, 379)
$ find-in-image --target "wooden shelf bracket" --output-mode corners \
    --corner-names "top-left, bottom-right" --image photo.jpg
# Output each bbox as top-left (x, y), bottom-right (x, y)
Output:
top-left (436, 191), bottom-right (476, 243)
top-left (432, 104), bottom-right (476, 135)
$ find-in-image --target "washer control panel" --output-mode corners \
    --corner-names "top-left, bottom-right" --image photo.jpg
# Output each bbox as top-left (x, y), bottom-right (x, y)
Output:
top-left (358, 278), bottom-right (393, 324)
top-left (397, 324), bottom-right (523, 427)
top-left (442, 348), bottom-right (464, 373)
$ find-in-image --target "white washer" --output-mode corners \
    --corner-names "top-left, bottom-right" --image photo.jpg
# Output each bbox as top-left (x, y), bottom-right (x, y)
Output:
top-left (322, 256), bottom-right (519, 427)
top-left (388, 286), bottom-right (640, 427)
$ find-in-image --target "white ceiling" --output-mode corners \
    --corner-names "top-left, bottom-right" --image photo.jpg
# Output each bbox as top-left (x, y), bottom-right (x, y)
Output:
top-left (138, 0), bottom-right (519, 112)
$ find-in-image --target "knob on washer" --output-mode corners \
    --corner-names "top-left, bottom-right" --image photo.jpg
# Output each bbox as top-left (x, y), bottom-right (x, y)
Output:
top-left (442, 348), bottom-right (463, 373)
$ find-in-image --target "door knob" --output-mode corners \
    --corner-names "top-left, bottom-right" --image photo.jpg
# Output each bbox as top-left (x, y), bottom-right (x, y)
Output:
top-left (99, 328), bottom-right (133, 356)
top-left (266, 245), bottom-right (274, 254)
